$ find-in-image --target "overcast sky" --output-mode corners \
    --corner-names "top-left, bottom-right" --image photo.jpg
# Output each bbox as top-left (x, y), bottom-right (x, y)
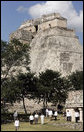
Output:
top-left (1, 1), bottom-right (83, 45)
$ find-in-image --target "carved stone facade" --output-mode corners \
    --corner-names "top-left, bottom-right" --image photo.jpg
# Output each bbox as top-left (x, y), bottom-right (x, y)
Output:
top-left (10, 13), bottom-right (83, 77)
top-left (65, 90), bottom-right (83, 122)
top-left (29, 27), bottom-right (83, 76)
top-left (18, 13), bottom-right (67, 32)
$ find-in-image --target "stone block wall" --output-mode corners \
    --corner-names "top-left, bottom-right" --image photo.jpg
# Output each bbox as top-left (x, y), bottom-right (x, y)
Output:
top-left (65, 90), bottom-right (83, 122)
top-left (65, 90), bottom-right (83, 108)
top-left (18, 13), bottom-right (67, 33)
top-left (7, 98), bottom-right (52, 113)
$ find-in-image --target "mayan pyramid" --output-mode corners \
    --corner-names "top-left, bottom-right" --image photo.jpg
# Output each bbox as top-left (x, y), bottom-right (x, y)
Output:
top-left (10, 13), bottom-right (83, 76)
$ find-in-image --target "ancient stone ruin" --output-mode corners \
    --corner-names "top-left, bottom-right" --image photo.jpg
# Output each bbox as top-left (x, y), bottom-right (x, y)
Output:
top-left (10, 13), bottom-right (83, 77)
top-left (65, 90), bottom-right (83, 122)
top-left (8, 13), bottom-right (83, 113)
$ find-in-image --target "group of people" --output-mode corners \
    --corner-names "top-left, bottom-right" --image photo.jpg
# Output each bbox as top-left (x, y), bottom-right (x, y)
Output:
top-left (66, 110), bottom-right (80, 123)
top-left (46, 108), bottom-right (58, 120)
top-left (29, 112), bottom-right (44, 125)
top-left (13, 108), bottom-right (80, 131)
top-left (13, 111), bottom-right (45, 131)
top-left (29, 108), bottom-right (58, 125)
top-left (13, 109), bottom-right (57, 131)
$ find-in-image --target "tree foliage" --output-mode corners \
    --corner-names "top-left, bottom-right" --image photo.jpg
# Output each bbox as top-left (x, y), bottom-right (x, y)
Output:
top-left (1, 39), bottom-right (30, 81)
top-left (35, 70), bottom-right (69, 107)
top-left (1, 39), bottom-right (30, 114)
top-left (1, 72), bottom-right (37, 114)
top-left (68, 71), bottom-right (83, 90)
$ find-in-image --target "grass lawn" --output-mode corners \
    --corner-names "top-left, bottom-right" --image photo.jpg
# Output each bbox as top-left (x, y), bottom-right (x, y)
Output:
top-left (1, 115), bottom-right (80, 131)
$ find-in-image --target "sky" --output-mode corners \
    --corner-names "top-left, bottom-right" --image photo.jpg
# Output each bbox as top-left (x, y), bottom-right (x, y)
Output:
top-left (1, 1), bottom-right (83, 45)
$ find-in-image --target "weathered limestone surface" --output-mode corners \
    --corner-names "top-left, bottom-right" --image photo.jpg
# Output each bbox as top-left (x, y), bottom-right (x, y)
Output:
top-left (10, 29), bottom-right (34, 44)
top-left (7, 98), bottom-right (52, 113)
top-left (19, 13), bottom-right (67, 32)
top-left (65, 90), bottom-right (83, 108)
top-left (10, 13), bottom-right (83, 77)
top-left (29, 27), bottom-right (83, 76)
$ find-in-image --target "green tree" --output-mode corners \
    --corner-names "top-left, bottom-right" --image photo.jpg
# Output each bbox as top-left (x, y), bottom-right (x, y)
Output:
top-left (68, 71), bottom-right (83, 90)
top-left (16, 72), bottom-right (37, 114)
top-left (1, 72), bottom-right (37, 114)
top-left (2, 72), bottom-right (36, 114)
top-left (1, 39), bottom-right (30, 83)
top-left (1, 77), bottom-right (20, 113)
top-left (35, 70), bottom-right (68, 108)
top-left (50, 77), bottom-right (69, 108)
top-left (1, 39), bottom-right (30, 113)
top-left (1, 77), bottom-right (20, 104)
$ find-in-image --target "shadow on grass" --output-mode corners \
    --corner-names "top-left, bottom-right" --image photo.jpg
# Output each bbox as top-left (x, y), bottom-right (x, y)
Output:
top-left (30, 122), bottom-right (48, 125)
top-left (50, 118), bottom-right (60, 121)
top-left (43, 122), bottom-right (48, 125)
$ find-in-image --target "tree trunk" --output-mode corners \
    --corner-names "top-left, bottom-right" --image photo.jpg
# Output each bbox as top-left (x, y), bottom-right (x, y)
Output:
top-left (46, 99), bottom-right (47, 108)
top-left (56, 100), bottom-right (59, 110)
top-left (43, 94), bottom-right (47, 108)
top-left (22, 95), bottom-right (27, 115)
top-left (43, 98), bottom-right (45, 108)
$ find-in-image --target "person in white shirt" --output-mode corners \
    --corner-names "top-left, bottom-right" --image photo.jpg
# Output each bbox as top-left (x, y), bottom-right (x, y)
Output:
top-left (46, 108), bottom-right (49, 117)
top-left (48, 109), bottom-right (53, 120)
top-left (66, 110), bottom-right (71, 121)
top-left (54, 110), bottom-right (58, 120)
top-left (34, 113), bottom-right (39, 124)
top-left (75, 111), bottom-right (79, 123)
top-left (29, 113), bottom-right (34, 124)
top-left (14, 118), bottom-right (19, 131)
top-left (40, 113), bottom-right (44, 124)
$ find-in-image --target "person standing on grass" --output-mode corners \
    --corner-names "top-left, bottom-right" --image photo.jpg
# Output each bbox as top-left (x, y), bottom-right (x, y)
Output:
top-left (46, 108), bottom-right (49, 117)
top-left (75, 110), bottom-right (80, 123)
top-left (54, 110), bottom-right (58, 120)
top-left (29, 113), bottom-right (34, 125)
top-left (49, 109), bottom-right (53, 120)
top-left (40, 113), bottom-right (44, 124)
top-left (34, 112), bottom-right (39, 124)
top-left (14, 117), bottom-right (20, 131)
top-left (66, 110), bottom-right (71, 121)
